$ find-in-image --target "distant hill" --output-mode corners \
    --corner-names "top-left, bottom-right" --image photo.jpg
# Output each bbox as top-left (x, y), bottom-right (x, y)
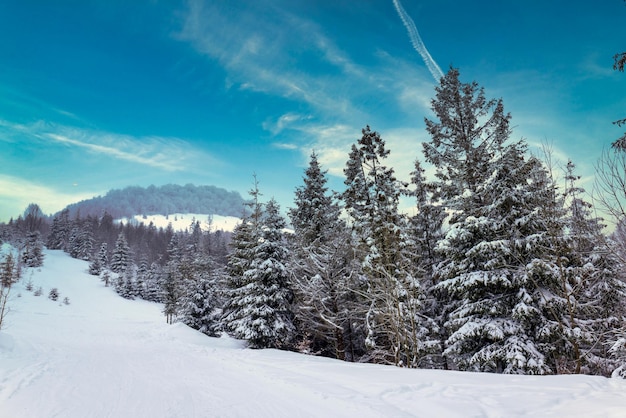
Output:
top-left (64, 184), bottom-right (246, 219)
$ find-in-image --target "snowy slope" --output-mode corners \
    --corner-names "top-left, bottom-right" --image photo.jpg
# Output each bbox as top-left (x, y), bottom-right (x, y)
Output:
top-left (118, 213), bottom-right (241, 232)
top-left (1, 250), bottom-right (625, 418)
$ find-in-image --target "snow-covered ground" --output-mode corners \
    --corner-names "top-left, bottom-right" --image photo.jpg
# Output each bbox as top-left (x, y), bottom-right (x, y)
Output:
top-left (1, 249), bottom-right (625, 418)
top-left (118, 213), bottom-right (241, 232)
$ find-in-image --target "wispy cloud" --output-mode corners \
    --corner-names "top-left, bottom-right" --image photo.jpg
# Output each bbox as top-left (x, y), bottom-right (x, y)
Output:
top-left (272, 142), bottom-right (298, 150)
top-left (174, 1), bottom-right (433, 123)
top-left (46, 132), bottom-right (185, 172)
top-left (1, 119), bottom-right (219, 172)
top-left (174, 0), bottom-right (440, 189)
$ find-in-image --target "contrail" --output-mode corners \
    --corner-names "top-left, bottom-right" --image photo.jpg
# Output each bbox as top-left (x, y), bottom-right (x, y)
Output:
top-left (392, 0), bottom-right (444, 82)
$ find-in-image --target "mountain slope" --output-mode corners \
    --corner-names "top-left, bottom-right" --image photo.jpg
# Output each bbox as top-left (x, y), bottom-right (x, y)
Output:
top-left (1, 250), bottom-right (625, 418)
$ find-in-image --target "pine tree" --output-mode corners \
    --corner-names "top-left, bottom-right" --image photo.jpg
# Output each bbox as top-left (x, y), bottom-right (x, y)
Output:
top-left (119, 266), bottom-right (136, 300)
top-left (180, 256), bottom-right (222, 337)
top-left (222, 217), bottom-right (257, 328)
top-left (424, 69), bottom-right (559, 374)
top-left (110, 233), bottom-right (130, 274)
top-left (89, 242), bottom-right (108, 276)
top-left (22, 231), bottom-right (44, 268)
top-left (532, 161), bottom-right (626, 375)
top-left (144, 262), bottom-right (163, 302)
top-left (0, 253), bottom-right (15, 330)
top-left (162, 263), bottom-right (181, 324)
top-left (289, 152), bottom-right (364, 360)
top-left (68, 223), bottom-right (94, 261)
top-left (407, 159), bottom-right (446, 367)
top-left (88, 256), bottom-right (101, 276)
top-left (223, 181), bottom-right (295, 349)
top-left (342, 126), bottom-right (426, 367)
top-left (46, 208), bottom-right (70, 250)
top-left (289, 152), bottom-right (340, 246)
top-left (436, 141), bottom-right (556, 374)
top-left (135, 256), bottom-right (149, 299)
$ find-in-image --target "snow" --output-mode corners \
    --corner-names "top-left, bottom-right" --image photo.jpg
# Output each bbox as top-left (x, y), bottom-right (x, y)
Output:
top-left (2, 250), bottom-right (626, 417)
top-left (117, 213), bottom-right (241, 232)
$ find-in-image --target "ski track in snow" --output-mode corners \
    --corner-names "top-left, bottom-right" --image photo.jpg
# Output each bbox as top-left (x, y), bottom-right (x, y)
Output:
top-left (1, 249), bottom-right (625, 417)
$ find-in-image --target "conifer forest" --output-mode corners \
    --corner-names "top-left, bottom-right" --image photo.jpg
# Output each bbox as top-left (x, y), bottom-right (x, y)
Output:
top-left (3, 68), bottom-right (626, 378)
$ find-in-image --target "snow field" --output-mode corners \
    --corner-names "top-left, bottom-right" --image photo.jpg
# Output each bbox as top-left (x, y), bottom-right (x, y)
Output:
top-left (1, 249), bottom-right (625, 417)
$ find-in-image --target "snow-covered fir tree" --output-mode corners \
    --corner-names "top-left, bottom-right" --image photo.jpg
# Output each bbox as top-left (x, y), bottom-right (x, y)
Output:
top-left (68, 222), bottom-right (94, 261)
top-left (0, 253), bottom-right (16, 330)
top-left (223, 180), bottom-right (295, 349)
top-left (435, 141), bottom-right (556, 374)
top-left (406, 159), bottom-right (446, 367)
top-left (110, 232), bottom-right (130, 274)
top-left (531, 161), bottom-right (626, 375)
top-left (134, 256), bottom-right (149, 299)
top-left (342, 126), bottom-right (428, 367)
top-left (89, 242), bottom-right (108, 276)
top-left (179, 255), bottom-right (222, 337)
top-left (21, 230), bottom-right (44, 268)
top-left (162, 262), bottom-right (181, 324)
top-left (143, 262), bottom-right (163, 303)
top-left (46, 208), bottom-right (70, 250)
top-left (425, 69), bottom-right (556, 373)
top-left (288, 152), bottom-right (365, 360)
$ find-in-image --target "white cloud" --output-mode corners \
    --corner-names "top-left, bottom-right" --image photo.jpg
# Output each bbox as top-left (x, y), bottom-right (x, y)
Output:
top-left (0, 174), bottom-right (99, 220)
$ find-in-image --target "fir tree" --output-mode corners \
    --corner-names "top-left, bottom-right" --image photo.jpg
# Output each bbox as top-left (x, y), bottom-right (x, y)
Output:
top-left (435, 141), bottom-right (555, 374)
top-left (424, 69), bottom-right (554, 373)
top-left (0, 253), bottom-right (15, 330)
top-left (180, 257), bottom-right (222, 337)
top-left (144, 262), bottom-right (163, 302)
top-left (162, 263), bottom-right (181, 324)
top-left (46, 208), bottom-right (70, 250)
top-left (407, 159), bottom-right (446, 367)
top-left (110, 233), bottom-right (130, 274)
top-left (289, 152), bottom-right (364, 360)
top-left (532, 161), bottom-right (626, 375)
top-left (88, 242), bottom-right (108, 276)
top-left (68, 223), bottom-right (94, 261)
top-left (22, 231), bottom-right (44, 268)
top-left (342, 126), bottom-right (427, 367)
top-left (224, 181), bottom-right (295, 348)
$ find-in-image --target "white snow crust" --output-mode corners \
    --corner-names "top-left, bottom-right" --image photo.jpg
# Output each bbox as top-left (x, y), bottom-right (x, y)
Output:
top-left (1, 249), bottom-right (625, 417)
top-left (118, 213), bottom-right (241, 232)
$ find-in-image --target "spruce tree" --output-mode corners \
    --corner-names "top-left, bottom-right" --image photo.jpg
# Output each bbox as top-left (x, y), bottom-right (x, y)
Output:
top-left (144, 262), bottom-right (163, 303)
top-left (424, 69), bottom-right (557, 373)
top-left (532, 161), bottom-right (626, 375)
top-left (22, 231), bottom-right (44, 268)
top-left (89, 242), bottom-right (108, 276)
top-left (435, 141), bottom-right (556, 374)
top-left (180, 256), bottom-right (222, 337)
top-left (110, 233), bottom-right (130, 274)
top-left (407, 159), bottom-right (446, 367)
top-left (342, 126), bottom-right (426, 367)
top-left (0, 253), bottom-right (15, 330)
top-left (223, 180), bottom-right (295, 348)
top-left (47, 208), bottom-right (70, 250)
top-left (289, 152), bottom-right (364, 360)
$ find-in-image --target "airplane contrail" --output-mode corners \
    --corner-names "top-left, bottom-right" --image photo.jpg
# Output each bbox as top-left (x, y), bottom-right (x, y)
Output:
top-left (392, 0), bottom-right (444, 82)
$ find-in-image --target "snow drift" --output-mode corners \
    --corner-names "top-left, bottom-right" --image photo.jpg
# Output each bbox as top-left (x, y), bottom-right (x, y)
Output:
top-left (1, 249), bottom-right (625, 417)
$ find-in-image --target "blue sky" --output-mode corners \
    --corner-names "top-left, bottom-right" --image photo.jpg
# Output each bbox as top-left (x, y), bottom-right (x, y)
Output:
top-left (1, 0), bottom-right (625, 222)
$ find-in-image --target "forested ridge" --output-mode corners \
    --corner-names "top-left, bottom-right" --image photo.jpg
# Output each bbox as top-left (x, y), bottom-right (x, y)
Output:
top-left (64, 184), bottom-right (246, 219)
top-left (2, 68), bottom-right (626, 378)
